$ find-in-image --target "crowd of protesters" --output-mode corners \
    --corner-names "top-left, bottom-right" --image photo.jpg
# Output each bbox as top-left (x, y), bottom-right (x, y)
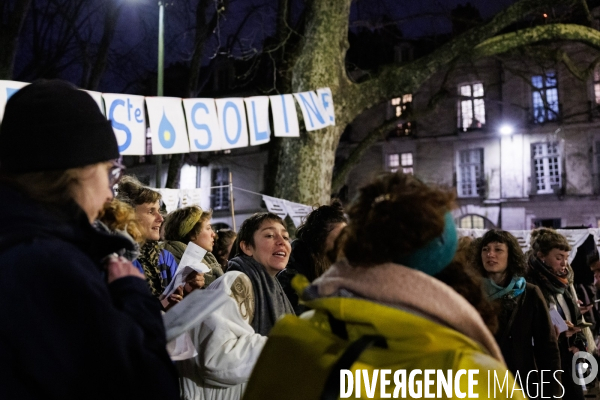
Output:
top-left (3, 79), bottom-right (600, 399)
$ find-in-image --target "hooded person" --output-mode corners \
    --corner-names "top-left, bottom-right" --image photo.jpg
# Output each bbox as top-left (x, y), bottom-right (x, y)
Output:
top-left (242, 172), bottom-right (525, 400)
top-left (0, 80), bottom-right (179, 399)
top-left (162, 205), bottom-right (223, 288)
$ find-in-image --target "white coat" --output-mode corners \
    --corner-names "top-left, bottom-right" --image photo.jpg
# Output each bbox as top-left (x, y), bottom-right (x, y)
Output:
top-left (177, 272), bottom-right (267, 400)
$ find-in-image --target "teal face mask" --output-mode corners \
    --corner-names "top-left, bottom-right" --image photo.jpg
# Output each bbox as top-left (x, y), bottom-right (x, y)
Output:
top-left (393, 212), bottom-right (458, 276)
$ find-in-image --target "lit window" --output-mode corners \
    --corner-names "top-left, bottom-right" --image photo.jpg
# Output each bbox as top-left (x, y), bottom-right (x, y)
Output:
top-left (459, 215), bottom-right (485, 229)
top-left (387, 154), bottom-right (400, 173)
top-left (390, 94), bottom-right (412, 118)
top-left (532, 142), bottom-right (561, 194)
top-left (458, 83), bottom-right (485, 131)
top-left (457, 148), bottom-right (484, 197)
top-left (211, 167), bottom-right (230, 210)
top-left (401, 152), bottom-right (413, 175)
top-left (532, 72), bottom-right (559, 123)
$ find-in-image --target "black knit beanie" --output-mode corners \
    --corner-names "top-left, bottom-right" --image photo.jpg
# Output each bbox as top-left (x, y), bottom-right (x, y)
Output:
top-left (0, 80), bottom-right (119, 173)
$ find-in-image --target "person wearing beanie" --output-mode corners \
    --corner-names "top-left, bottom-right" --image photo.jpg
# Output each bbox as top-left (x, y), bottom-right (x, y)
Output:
top-left (115, 175), bottom-right (180, 310)
top-left (242, 172), bottom-right (525, 400)
top-left (0, 80), bottom-right (179, 400)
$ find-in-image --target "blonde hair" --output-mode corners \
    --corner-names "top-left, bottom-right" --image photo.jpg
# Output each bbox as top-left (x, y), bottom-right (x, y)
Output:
top-left (98, 199), bottom-right (144, 243)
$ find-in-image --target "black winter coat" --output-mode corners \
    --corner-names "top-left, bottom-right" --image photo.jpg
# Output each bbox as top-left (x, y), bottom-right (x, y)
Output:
top-left (0, 184), bottom-right (179, 400)
top-left (494, 283), bottom-right (561, 396)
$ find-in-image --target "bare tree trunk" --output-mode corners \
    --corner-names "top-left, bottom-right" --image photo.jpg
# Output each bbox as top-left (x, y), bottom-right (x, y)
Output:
top-left (0, 0), bottom-right (32, 79)
top-left (85, 0), bottom-right (122, 90)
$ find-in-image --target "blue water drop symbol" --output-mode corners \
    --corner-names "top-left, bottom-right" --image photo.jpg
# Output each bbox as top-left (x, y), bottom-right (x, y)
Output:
top-left (158, 108), bottom-right (176, 149)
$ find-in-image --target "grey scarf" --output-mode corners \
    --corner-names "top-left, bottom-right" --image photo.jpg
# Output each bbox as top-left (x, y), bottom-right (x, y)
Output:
top-left (227, 255), bottom-right (294, 335)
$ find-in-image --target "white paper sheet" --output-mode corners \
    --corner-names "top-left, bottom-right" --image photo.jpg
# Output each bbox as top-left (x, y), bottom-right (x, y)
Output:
top-left (549, 308), bottom-right (568, 333)
top-left (163, 288), bottom-right (230, 342)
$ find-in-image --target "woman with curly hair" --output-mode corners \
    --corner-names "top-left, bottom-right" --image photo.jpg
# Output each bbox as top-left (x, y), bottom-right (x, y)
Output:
top-left (473, 229), bottom-right (560, 395)
top-left (242, 173), bottom-right (523, 400)
top-left (526, 227), bottom-right (586, 400)
top-left (277, 200), bottom-right (347, 314)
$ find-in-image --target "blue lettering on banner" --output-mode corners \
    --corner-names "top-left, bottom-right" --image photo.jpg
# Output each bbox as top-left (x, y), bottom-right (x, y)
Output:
top-left (298, 92), bottom-right (325, 128)
top-left (134, 107), bottom-right (143, 123)
top-left (321, 92), bottom-right (334, 122)
top-left (109, 99), bottom-right (132, 152)
top-left (251, 101), bottom-right (269, 141)
top-left (223, 101), bottom-right (241, 145)
top-left (158, 109), bottom-right (176, 149)
top-left (191, 102), bottom-right (212, 149)
top-left (280, 95), bottom-right (289, 133)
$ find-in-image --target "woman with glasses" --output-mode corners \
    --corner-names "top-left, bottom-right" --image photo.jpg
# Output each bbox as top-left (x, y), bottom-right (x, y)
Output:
top-left (116, 175), bottom-right (180, 310)
top-left (0, 80), bottom-right (178, 399)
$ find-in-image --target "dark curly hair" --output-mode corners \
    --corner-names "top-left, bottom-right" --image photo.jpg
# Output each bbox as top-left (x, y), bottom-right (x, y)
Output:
top-left (342, 172), bottom-right (455, 267)
top-left (295, 200), bottom-right (347, 279)
top-left (473, 229), bottom-right (527, 281)
top-left (530, 227), bottom-right (570, 256)
top-left (214, 229), bottom-right (237, 268)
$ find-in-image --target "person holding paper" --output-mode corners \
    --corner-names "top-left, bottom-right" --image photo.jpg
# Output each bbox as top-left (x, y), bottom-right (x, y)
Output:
top-left (162, 205), bottom-right (223, 288)
top-left (0, 80), bottom-right (178, 399)
top-left (116, 175), bottom-right (179, 310)
top-left (527, 227), bottom-right (586, 400)
top-left (474, 229), bottom-right (560, 396)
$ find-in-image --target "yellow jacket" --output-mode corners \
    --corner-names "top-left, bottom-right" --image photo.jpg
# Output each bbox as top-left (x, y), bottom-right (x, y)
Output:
top-left (243, 262), bottom-right (528, 400)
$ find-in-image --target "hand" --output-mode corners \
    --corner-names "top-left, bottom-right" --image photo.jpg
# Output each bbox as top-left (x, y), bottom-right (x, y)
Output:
top-left (569, 346), bottom-right (580, 355)
top-left (161, 285), bottom-right (184, 311)
top-left (184, 271), bottom-right (205, 294)
top-left (565, 320), bottom-right (582, 338)
top-left (578, 300), bottom-right (593, 315)
top-left (105, 255), bottom-right (144, 283)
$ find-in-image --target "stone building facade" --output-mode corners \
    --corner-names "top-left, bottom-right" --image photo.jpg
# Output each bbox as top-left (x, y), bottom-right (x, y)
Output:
top-left (338, 44), bottom-right (600, 230)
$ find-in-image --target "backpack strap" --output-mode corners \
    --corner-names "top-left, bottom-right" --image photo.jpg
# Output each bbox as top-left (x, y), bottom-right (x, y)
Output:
top-left (321, 313), bottom-right (388, 400)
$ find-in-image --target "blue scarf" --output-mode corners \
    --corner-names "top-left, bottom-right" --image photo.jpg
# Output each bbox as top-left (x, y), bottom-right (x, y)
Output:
top-left (484, 276), bottom-right (526, 300)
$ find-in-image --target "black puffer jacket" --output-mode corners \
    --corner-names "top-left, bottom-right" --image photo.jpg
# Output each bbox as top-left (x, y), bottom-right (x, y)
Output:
top-left (0, 184), bottom-right (179, 400)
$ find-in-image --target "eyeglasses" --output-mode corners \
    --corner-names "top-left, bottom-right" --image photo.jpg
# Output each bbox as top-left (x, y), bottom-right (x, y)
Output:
top-left (109, 159), bottom-right (125, 187)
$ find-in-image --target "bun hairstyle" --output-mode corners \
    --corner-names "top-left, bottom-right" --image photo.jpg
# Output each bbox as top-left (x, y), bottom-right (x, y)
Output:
top-left (530, 227), bottom-right (570, 257)
top-left (342, 172), bottom-right (455, 268)
top-left (116, 175), bottom-right (161, 207)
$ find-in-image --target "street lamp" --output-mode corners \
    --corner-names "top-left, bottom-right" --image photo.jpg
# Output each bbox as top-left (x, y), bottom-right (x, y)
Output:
top-left (155, 1), bottom-right (165, 187)
top-left (499, 124), bottom-right (513, 135)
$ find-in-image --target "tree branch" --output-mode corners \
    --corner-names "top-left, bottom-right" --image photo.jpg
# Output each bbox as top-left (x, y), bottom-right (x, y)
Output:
top-left (348, 0), bottom-right (576, 116)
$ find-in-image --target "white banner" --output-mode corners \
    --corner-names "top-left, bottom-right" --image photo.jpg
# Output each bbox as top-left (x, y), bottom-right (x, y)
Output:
top-left (183, 98), bottom-right (221, 152)
top-left (316, 87), bottom-right (335, 126)
top-left (84, 90), bottom-right (106, 115)
top-left (146, 97), bottom-right (190, 155)
top-left (0, 80), bottom-right (29, 122)
top-left (0, 80), bottom-right (336, 154)
top-left (159, 188), bottom-right (181, 213)
top-left (284, 200), bottom-right (313, 227)
top-left (293, 91), bottom-right (329, 131)
top-left (180, 188), bottom-right (203, 208)
top-left (215, 98), bottom-right (249, 150)
top-left (269, 94), bottom-right (300, 137)
top-left (103, 93), bottom-right (147, 155)
top-left (262, 195), bottom-right (288, 220)
top-left (244, 96), bottom-right (271, 146)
